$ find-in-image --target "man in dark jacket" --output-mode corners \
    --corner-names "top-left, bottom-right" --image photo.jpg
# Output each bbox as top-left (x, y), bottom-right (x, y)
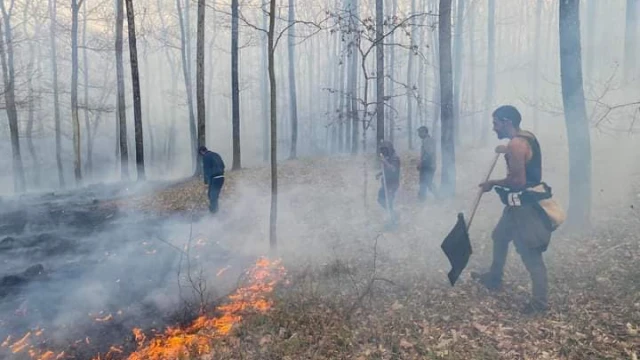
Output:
top-left (199, 146), bottom-right (225, 214)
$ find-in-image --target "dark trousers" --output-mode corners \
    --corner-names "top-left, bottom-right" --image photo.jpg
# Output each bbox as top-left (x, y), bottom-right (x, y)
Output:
top-left (418, 167), bottom-right (435, 201)
top-left (489, 205), bottom-right (551, 306)
top-left (207, 176), bottom-right (225, 213)
top-left (378, 183), bottom-right (398, 223)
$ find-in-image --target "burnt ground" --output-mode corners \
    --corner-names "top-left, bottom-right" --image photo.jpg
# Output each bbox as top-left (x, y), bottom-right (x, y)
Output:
top-left (0, 182), bottom-right (255, 359)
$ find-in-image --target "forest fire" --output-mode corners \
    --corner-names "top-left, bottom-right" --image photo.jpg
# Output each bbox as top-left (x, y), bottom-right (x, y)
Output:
top-left (2, 257), bottom-right (285, 360)
top-left (120, 257), bottom-right (286, 360)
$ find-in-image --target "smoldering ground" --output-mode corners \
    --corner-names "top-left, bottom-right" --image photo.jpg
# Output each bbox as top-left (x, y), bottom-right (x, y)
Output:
top-left (0, 127), bottom-right (639, 359)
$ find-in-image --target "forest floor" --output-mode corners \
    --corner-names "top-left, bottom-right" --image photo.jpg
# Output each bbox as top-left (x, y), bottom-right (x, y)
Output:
top-left (115, 149), bottom-right (640, 360)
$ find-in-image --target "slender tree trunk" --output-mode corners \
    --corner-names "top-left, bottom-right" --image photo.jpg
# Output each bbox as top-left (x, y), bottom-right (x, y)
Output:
top-left (0, 12), bottom-right (25, 192)
top-left (468, 0), bottom-right (476, 138)
top-left (439, 0), bottom-right (455, 197)
top-left (83, 0), bottom-right (92, 176)
top-left (288, 0), bottom-right (299, 159)
top-left (71, 0), bottom-right (82, 183)
top-left (261, 1), bottom-right (269, 162)
top-left (452, 0), bottom-right (464, 145)
top-left (375, 0), bottom-right (385, 144)
top-left (585, 0), bottom-right (596, 81)
top-left (624, 0), bottom-right (638, 80)
top-left (125, 0), bottom-right (145, 180)
top-left (231, 0), bottom-right (241, 169)
top-left (49, 0), bottom-right (64, 187)
top-left (115, 0), bottom-right (129, 180)
top-left (482, 0), bottom-right (496, 144)
top-left (24, 1), bottom-right (39, 186)
top-left (177, 0), bottom-right (197, 174)
top-left (407, 0), bottom-right (417, 150)
top-left (197, 0), bottom-right (206, 174)
top-left (533, 0), bottom-right (542, 132)
top-left (268, 0), bottom-right (278, 251)
top-left (349, 0), bottom-right (360, 154)
top-left (559, 0), bottom-right (591, 226)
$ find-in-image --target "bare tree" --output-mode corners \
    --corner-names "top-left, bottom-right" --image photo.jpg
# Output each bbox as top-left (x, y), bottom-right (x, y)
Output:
top-left (49, 0), bottom-right (65, 187)
top-left (481, 0), bottom-right (495, 144)
top-left (71, 0), bottom-right (83, 183)
top-left (439, 0), bottom-right (455, 197)
top-left (288, 0), bottom-right (299, 159)
top-left (197, 0), bottom-right (206, 173)
top-left (0, 1), bottom-right (25, 192)
top-left (24, 0), bottom-right (41, 186)
top-left (452, 0), bottom-right (464, 144)
top-left (231, 0), bottom-right (241, 169)
top-left (268, 0), bottom-right (277, 250)
top-left (115, 0), bottom-right (129, 180)
top-left (375, 0), bottom-right (385, 144)
top-left (559, 0), bottom-right (591, 226)
top-left (125, 0), bottom-right (145, 180)
top-left (177, 0), bottom-right (197, 174)
top-left (624, 0), bottom-right (638, 80)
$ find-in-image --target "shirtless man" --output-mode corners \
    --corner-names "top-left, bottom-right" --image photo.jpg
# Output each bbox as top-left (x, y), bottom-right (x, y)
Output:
top-left (473, 105), bottom-right (552, 315)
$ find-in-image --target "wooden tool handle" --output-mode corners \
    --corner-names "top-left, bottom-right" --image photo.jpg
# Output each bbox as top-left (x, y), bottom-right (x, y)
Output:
top-left (466, 152), bottom-right (501, 230)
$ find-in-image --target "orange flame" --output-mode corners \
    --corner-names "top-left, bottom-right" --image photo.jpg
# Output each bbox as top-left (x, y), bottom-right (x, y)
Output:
top-left (121, 257), bottom-right (285, 360)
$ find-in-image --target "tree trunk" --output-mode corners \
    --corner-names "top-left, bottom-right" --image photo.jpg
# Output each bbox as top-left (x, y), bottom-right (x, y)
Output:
top-left (71, 0), bottom-right (82, 183)
top-left (268, 0), bottom-right (278, 251)
top-left (439, 0), bottom-right (455, 197)
top-left (375, 0), bottom-right (385, 144)
top-left (467, 0), bottom-right (476, 138)
top-left (24, 1), bottom-right (40, 187)
top-left (231, 0), bottom-right (241, 169)
top-left (452, 0), bottom-right (464, 145)
top-left (559, 0), bottom-right (591, 227)
top-left (481, 0), bottom-right (496, 145)
top-left (197, 0), bottom-right (206, 174)
top-left (0, 10), bottom-right (25, 192)
top-left (115, 0), bottom-right (129, 180)
top-left (288, 0), bottom-right (298, 159)
top-left (125, 0), bottom-right (145, 180)
top-left (83, 0), bottom-right (92, 177)
top-left (407, 0), bottom-right (417, 150)
top-left (533, 0), bottom-right (542, 132)
top-left (349, 0), bottom-right (360, 154)
top-left (261, 1), bottom-right (269, 162)
top-left (585, 0), bottom-right (596, 81)
top-left (624, 0), bottom-right (638, 80)
top-left (177, 0), bottom-right (197, 175)
top-left (49, 0), bottom-right (64, 187)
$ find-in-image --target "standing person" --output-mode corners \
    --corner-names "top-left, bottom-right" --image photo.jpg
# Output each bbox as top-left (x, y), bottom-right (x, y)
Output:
top-left (376, 141), bottom-right (401, 228)
top-left (473, 105), bottom-right (561, 315)
top-left (198, 146), bottom-right (225, 214)
top-left (417, 126), bottom-right (436, 201)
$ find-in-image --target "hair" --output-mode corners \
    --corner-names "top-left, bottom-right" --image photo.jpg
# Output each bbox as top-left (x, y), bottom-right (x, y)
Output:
top-left (492, 105), bottom-right (522, 128)
top-left (417, 126), bottom-right (429, 133)
top-left (198, 145), bottom-right (208, 153)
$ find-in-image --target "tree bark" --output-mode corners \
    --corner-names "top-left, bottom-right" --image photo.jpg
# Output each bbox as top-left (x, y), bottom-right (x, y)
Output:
top-left (439, 0), bottom-right (455, 197)
top-left (559, 0), bottom-right (592, 226)
top-left (407, 0), bottom-right (417, 150)
top-left (231, 0), bottom-right (241, 169)
top-left (481, 0), bottom-right (495, 145)
top-left (452, 0), bottom-right (464, 145)
top-left (197, 0), bottom-right (206, 173)
top-left (261, 1), bottom-right (269, 162)
top-left (24, 0), bottom-right (40, 186)
top-left (288, 0), bottom-right (298, 159)
top-left (268, 0), bottom-right (278, 251)
top-left (375, 0), bottom-right (385, 145)
top-left (177, 0), bottom-right (197, 175)
top-left (125, 0), bottom-right (145, 180)
top-left (49, 0), bottom-right (64, 187)
top-left (0, 7), bottom-right (25, 192)
top-left (71, 0), bottom-right (82, 184)
top-left (533, 0), bottom-right (542, 132)
top-left (83, 0), bottom-right (92, 176)
top-left (115, 0), bottom-right (129, 180)
top-left (624, 0), bottom-right (638, 80)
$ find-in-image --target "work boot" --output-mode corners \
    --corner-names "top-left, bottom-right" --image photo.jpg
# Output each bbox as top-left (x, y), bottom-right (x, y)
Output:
top-left (470, 271), bottom-right (502, 291)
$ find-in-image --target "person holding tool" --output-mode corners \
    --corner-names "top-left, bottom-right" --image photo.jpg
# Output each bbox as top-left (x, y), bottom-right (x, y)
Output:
top-left (472, 105), bottom-right (564, 315)
top-left (376, 141), bottom-right (401, 229)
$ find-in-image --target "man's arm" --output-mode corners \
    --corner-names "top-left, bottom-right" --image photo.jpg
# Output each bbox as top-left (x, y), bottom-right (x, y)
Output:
top-left (480, 138), bottom-right (529, 191)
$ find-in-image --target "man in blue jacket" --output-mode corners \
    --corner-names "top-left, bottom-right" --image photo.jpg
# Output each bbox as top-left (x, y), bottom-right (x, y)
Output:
top-left (198, 146), bottom-right (225, 214)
